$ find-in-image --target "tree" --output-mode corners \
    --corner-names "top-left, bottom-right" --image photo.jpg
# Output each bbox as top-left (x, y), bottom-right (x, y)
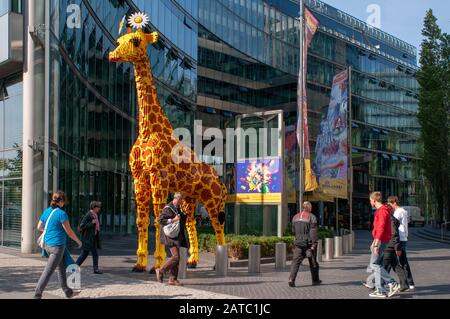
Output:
top-left (417, 10), bottom-right (450, 224)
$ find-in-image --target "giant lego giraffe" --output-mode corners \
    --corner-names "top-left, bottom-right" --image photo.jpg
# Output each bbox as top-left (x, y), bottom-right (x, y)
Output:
top-left (108, 12), bottom-right (227, 272)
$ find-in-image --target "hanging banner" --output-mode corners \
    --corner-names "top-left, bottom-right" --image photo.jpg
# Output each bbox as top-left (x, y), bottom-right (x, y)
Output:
top-left (313, 69), bottom-right (349, 199)
top-left (285, 125), bottom-right (298, 203)
top-left (297, 7), bottom-right (319, 192)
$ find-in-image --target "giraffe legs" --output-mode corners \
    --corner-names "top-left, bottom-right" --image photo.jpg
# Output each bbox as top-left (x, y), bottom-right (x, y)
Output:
top-left (132, 176), bottom-right (152, 272)
top-left (150, 188), bottom-right (169, 271)
top-left (211, 210), bottom-right (226, 246)
top-left (182, 198), bottom-right (198, 268)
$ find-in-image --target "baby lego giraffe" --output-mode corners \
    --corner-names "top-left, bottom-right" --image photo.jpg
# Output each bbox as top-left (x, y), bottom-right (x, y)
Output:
top-left (108, 13), bottom-right (227, 272)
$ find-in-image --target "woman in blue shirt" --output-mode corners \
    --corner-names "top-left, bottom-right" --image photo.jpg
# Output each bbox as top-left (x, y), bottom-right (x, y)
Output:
top-left (34, 191), bottom-right (82, 299)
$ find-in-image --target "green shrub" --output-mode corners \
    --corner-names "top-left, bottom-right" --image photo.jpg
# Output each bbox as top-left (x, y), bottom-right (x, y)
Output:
top-left (197, 227), bottom-right (334, 260)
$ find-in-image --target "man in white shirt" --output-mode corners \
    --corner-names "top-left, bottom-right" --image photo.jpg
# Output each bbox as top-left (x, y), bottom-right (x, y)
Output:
top-left (388, 196), bottom-right (415, 290)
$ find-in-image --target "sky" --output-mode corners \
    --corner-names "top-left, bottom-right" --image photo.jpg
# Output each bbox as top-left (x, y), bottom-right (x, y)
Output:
top-left (321, 0), bottom-right (450, 65)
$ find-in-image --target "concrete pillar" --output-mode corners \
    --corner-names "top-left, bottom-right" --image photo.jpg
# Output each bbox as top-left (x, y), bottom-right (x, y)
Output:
top-left (317, 240), bottom-right (323, 262)
top-left (215, 245), bottom-right (228, 277)
top-left (178, 247), bottom-right (188, 279)
top-left (22, 0), bottom-right (46, 254)
top-left (248, 245), bottom-right (261, 273)
top-left (275, 242), bottom-right (286, 270)
top-left (324, 238), bottom-right (334, 261)
top-left (334, 236), bottom-right (343, 258)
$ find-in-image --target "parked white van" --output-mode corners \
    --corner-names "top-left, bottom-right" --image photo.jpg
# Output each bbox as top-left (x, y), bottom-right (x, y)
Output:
top-left (403, 206), bottom-right (425, 227)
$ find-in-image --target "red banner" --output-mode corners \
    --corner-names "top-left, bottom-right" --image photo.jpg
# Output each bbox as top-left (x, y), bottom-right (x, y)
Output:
top-left (297, 7), bottom-right (319, 192)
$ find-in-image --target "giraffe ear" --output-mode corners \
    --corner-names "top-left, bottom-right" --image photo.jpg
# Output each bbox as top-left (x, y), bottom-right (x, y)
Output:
top-left (144, 32), bottom-right (159, 44)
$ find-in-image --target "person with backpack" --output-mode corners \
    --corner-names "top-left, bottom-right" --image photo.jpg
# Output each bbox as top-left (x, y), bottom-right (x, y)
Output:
top-left (156, 193), bottom-right (189, 286)
top-left (288, 201), bottom-right (322, 287)
top-left (76, 201), bottom-right (103, 274)
top-left (388, 196), bottom-right (415, 290)
top-left (34, 191), bottom-right (82, 299)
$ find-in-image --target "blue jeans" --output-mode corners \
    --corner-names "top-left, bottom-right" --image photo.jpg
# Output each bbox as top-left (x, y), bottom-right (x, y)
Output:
top-left (367, 243), bottom-right (396, 293)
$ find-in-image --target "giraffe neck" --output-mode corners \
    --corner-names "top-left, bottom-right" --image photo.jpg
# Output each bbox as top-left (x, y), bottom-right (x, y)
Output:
top-left (133, 58), bottom-right (172, 140)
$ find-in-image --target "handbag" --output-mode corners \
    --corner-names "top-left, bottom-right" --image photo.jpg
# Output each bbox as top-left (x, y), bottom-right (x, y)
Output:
top-left (162, 205), bottom-right (180, 238)
top-left (163, 222), bottom-right (180, 238)
top-left (37, 208), bottom-right (58, 248)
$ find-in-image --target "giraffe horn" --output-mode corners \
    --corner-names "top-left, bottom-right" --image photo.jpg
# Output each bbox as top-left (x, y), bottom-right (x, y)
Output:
top-left (118, 15), bottom-right (126, 35)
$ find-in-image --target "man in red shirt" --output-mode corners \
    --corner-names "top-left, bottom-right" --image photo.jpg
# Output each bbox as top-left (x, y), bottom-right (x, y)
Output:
top-left (366, 192), bottom-right (400, 298)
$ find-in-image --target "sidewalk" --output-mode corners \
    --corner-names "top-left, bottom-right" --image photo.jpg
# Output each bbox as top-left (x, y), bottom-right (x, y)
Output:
top-left (0, 250), bottom-right (238, 299)
top-left (1, 229), bottom-right (449, 299)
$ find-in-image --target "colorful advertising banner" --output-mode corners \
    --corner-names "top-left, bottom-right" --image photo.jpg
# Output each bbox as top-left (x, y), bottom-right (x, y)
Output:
top-left (285, 125), bottom-right (298, 203)
top-left (297, 7), bottom-right (319, 192)
top-left (235, 157), bottom-right (282, 203)
top-left (313, 69), bottom-right (349, 199)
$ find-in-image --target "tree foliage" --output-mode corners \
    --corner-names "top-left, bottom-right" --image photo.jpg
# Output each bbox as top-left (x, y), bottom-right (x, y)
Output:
top-left (417, 10), bottom-right (450, 223)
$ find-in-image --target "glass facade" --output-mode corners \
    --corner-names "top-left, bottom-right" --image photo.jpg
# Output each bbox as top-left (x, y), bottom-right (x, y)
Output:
top-left (0, 0), bottom-right (23, 16)
top-left (0, 0), bottom-right (424, 246)
top-left (46, 0), bottom-right (198, 234)
top-left (197, 0), bottom-right (422, 231)
top-left (0, 76), bottom-right (22, 247)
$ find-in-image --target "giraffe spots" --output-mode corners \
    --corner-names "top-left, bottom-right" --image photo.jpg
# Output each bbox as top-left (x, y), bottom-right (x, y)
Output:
top-left (142, 148), bottom-right (152, 158)
top-left (200, 189), bottom-right (212, 200)
top-left (211, 182), bottom-right (221, 196)
top-left (201, 176), bottom-right (211, 186)
top-left (180, 162), bottom-right (190, 171)
top-left (153, 124), bottom-right (163, 133)
top-left (152, 105), bottom-right (159, 113)
top-left (190, 166), bottom-right (198, 175)
top-left (155, 115), bottom-right (163, 124)
top-left (160, 180), bottom-right (168, 188)
top-left (201, 164), bottom-right (211, 174)
top-left (148, 112), bottom-right (156, 123)
top-left (163, 127), bottom-right (171, 135)
top-left (161, 155), bottom-right (169, 166)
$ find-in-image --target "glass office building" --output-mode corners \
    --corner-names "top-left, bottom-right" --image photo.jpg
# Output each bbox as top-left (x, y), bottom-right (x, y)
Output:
top-left (197, 0), bottom-right (421, 233)
top-left (0, 0), bottom-right (422, 249)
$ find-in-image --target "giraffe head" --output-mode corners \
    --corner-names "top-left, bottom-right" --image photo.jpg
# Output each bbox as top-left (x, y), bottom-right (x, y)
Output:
top-left (108, 12), bottom-right (158, 64)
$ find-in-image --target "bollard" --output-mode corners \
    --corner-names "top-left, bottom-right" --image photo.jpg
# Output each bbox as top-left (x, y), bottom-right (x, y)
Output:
top-left (324, 238), bottom-right (334, 261)
top-left (248, 245), bottom-right (261, 273)
top-left (342, 235), bottom-right (349, 254)
top-left (317, 240), bottom-right (323, 262)
top-left (275, 243), bottom-right (286, 270)
top-left (334, 236), bottom-right (343, 258)
top-left (178, 247), bottom-right (188, 279)
top-left (215, 245), bottom-right (228, 277)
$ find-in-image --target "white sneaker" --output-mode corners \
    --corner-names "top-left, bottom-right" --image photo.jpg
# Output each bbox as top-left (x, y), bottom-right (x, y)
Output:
top-left (409, 285), bottom-right (415, 290)
top-left (388, 282), bottom-right (400, 297)
top-left (369, 290), bottom-right (387, 298)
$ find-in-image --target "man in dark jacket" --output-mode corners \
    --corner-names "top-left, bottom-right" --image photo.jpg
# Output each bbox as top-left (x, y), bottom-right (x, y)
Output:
top-left (288, 201), bottom-right (321, 287)
top-left (383, 210), bottom-right (409, 290)
top-left (76, 201), bottom-right (103, 274)
top-left (156, 193), bottom-right (188, 286)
